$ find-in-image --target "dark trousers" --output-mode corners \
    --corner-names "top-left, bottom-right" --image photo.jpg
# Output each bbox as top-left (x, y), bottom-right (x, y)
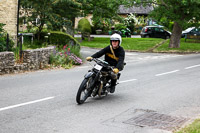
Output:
top-left (111, 79), bottom-right (117, 87)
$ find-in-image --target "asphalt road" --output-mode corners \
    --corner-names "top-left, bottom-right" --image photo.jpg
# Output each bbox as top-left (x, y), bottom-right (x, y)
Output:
top-left (1, 47), bottom-right (200, 133)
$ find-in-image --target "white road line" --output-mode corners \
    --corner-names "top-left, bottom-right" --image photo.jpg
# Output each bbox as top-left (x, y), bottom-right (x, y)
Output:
top-left (155, 70), bottom-right (180, 77)
top-left (81, 50), bottom-right (93, 53)
top-left (0, 97), bottom-right (54, 112)
top-left (185, 64), bottom-right (200, 69)
top-left (119, 79), bottom-right (137, 83)
top-left (126, 53), bottom-right (138, 56)
top-left (77, 66), bottom-right (90, 69)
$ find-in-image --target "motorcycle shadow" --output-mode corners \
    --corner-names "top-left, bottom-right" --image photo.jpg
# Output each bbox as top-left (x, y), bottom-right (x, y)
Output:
top-left (80, 94), bottom-right (122, 105)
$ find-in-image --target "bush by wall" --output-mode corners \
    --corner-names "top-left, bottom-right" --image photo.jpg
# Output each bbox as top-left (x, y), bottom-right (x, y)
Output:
top-left (49, 31), bottom-right (80, 47)
top-left (49, 44), bottom-right (82, 69)
top-left (0, 23), bottom-right (14, 52)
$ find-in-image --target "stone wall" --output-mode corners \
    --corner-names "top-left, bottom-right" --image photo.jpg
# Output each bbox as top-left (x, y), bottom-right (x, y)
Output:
top-left (0, 0), bottom-right (18, 43)
top-left (0, 47), bottom-right (55, 75)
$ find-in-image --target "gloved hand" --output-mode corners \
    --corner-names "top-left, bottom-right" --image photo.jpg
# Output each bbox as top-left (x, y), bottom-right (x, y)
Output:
top-left (86, 56), bottom-right (93, 61)
top-left (113, 68), bottom-right (119, 74)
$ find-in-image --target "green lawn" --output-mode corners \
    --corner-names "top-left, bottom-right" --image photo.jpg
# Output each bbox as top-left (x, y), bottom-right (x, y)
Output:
top-left (155, 38), bottom-right (200, 53)
top-left (122, 38), bottom-right (163, 51)
top-left (79, 37), bottom-right (200, 53)
top-left (79, 37), bottom-right (163, 52)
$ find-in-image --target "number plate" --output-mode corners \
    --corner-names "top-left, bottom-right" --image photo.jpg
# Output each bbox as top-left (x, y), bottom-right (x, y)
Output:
top-left (94, 64), bottom-right (102, 71)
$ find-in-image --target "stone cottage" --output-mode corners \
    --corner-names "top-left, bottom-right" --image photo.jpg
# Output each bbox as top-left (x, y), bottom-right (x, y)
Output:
top-left (0, 0), bottom-right (18, 43)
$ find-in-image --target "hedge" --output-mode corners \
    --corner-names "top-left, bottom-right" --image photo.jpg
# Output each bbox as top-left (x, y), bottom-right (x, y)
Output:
top-left (78, 18), bottom-right (92, 33)
top-left (49, 31), bottom-right (80, 47)
top-left (0, 23), bottom-right (14, 52)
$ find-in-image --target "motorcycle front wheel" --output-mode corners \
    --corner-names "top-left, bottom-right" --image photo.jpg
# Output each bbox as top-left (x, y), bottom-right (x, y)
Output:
top-left (76, 78), bottom-right (93, 104)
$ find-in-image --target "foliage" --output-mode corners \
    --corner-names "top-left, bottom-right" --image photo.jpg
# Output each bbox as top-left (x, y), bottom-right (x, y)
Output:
top-left (148, 0), bottom-right (200, 29)
top-left (126, 0), bottom-right (200, 48)
top-left (92, 18), bottom-right (115, 33)
top-left (50, 45), bottom-right (83, 68)
top-left (175, 119), bottom-right (200, 133)
top-left (21, 31), bottom-right (80, 50)
top-left (122, 13), bottom-right (148, 33)
top-left (0, 23), bottom-right (5, 32)
top-left (115, 23), bottom-right (127, 31)
top-left (123, 13), bottom-right (136, 32)
top-left (49, 31), bottom-right (80, 48)
top-left (80, 0), bottom-right (125, 19)
top-left (50, 0), bottom-right (82, 31)
top-left (136, 15), bottom-right (148, 26)
top-left (80, 0), bottom-right (126, 32)
top-left (0, 23), bottom-right (14, 52)
top-left (22, 39), bottom-right (49, 49)
top-left (20, 0), bottom-right (82, 38)
top-left (78, 18), bottom-right (92, 33)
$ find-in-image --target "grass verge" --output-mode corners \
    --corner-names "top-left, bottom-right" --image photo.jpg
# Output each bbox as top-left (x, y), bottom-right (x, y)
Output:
top-left (79, 37), bottom-right (163, 52)
top-left (154, 38), bottom-right (200, 53)
top-left (175, 119), bottom-right (200, 133)
top-left (79, 37), bottom-right (200, 53)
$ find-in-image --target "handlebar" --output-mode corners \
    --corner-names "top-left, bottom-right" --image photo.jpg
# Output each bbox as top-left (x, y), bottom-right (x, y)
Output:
top-left (93, 58), bottom-right (108, 64)
top-left (92, 58), bottom-right (113, 70)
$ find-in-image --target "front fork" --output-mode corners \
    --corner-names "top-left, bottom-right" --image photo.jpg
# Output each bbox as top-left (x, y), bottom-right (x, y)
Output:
top-left (84, 70), bottom-right (100, 95)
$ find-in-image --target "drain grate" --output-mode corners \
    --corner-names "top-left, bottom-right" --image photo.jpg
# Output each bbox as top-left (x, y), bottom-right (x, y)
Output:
top-left (123, 112), bottom-right (189, 131)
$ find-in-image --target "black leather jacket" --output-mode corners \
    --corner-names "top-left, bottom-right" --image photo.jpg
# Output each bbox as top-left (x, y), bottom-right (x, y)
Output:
top-left (91, 45), bottom-right (125, 70)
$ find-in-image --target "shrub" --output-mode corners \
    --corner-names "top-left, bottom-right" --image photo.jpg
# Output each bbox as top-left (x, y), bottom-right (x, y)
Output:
top-left (0, 23), bottom-right (14, 52)
top-left (78, 18), bottom-right (92, 33)
top-left (124, 13), bottom-right (136, 33)
top-left (49, 31), bottom-right (80, 48)
top-left (115, 23), bottom-right (127, 31)
top-left (0, 23), bottom-right (5, 32)
top-left (50, 45), bottom-right (83, 68)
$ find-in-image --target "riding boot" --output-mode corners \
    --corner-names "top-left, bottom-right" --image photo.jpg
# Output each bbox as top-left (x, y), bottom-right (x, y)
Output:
top-left (110, 79), bottom-right (117, 93)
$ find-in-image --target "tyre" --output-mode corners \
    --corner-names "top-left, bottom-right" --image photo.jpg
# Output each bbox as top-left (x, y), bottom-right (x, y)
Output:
top-left (76, 78), bottom-right (93, 104)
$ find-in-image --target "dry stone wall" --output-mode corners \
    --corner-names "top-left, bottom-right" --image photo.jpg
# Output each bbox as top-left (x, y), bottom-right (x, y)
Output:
top-left (0, 47), bottom-right (55, 75)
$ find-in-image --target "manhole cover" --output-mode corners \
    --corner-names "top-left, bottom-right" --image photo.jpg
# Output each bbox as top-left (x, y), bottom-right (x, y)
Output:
top-left (123, 112), bottom-right (189, 131)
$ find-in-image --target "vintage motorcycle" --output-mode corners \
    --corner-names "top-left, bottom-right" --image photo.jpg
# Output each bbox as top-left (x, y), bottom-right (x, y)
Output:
top-left (76, 58), bottom-right (122, 104)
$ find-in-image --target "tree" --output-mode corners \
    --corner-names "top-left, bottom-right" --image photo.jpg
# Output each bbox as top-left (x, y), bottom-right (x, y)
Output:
top-left (78, 18), bottom-right (92, 40)
top-left (79, 0), bottom-right (126, 32)
top-left (0, 23), bottom-right (14, 52)
top-left (20, 0), bottom-right (81, 39)
top-left (126, 0), bottom-right (200, 48)
top-left (51, 0), bottom-right (82, 35)
top-left (21, 0), bottom-right (54, 40)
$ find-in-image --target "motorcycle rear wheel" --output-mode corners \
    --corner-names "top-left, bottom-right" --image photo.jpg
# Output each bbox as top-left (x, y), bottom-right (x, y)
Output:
top-left (76, 78), bottom-right (93, 104)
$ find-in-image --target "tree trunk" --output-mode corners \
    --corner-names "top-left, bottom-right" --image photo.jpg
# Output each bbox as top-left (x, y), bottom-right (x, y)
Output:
top-left (169, 21), bottom-right (182, 48)
top-left (66, 17), bottom-right (75, 37)
top-left (37, 23), bottom-right (44, 41)
top-left (66, 26), bottom-right (74, 36)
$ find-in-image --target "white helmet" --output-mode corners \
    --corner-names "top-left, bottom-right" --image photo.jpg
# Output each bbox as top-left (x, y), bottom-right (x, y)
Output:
top-left (110, 33), bottom-right (122, 46)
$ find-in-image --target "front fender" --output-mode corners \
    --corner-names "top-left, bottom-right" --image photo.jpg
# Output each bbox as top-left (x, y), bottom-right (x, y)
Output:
top-left (84, 71), bottom-right (95, 79)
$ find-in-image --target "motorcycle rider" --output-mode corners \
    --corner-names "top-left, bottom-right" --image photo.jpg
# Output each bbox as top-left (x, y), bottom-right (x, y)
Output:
top-left (86, 33), bottom-right (125, 93)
